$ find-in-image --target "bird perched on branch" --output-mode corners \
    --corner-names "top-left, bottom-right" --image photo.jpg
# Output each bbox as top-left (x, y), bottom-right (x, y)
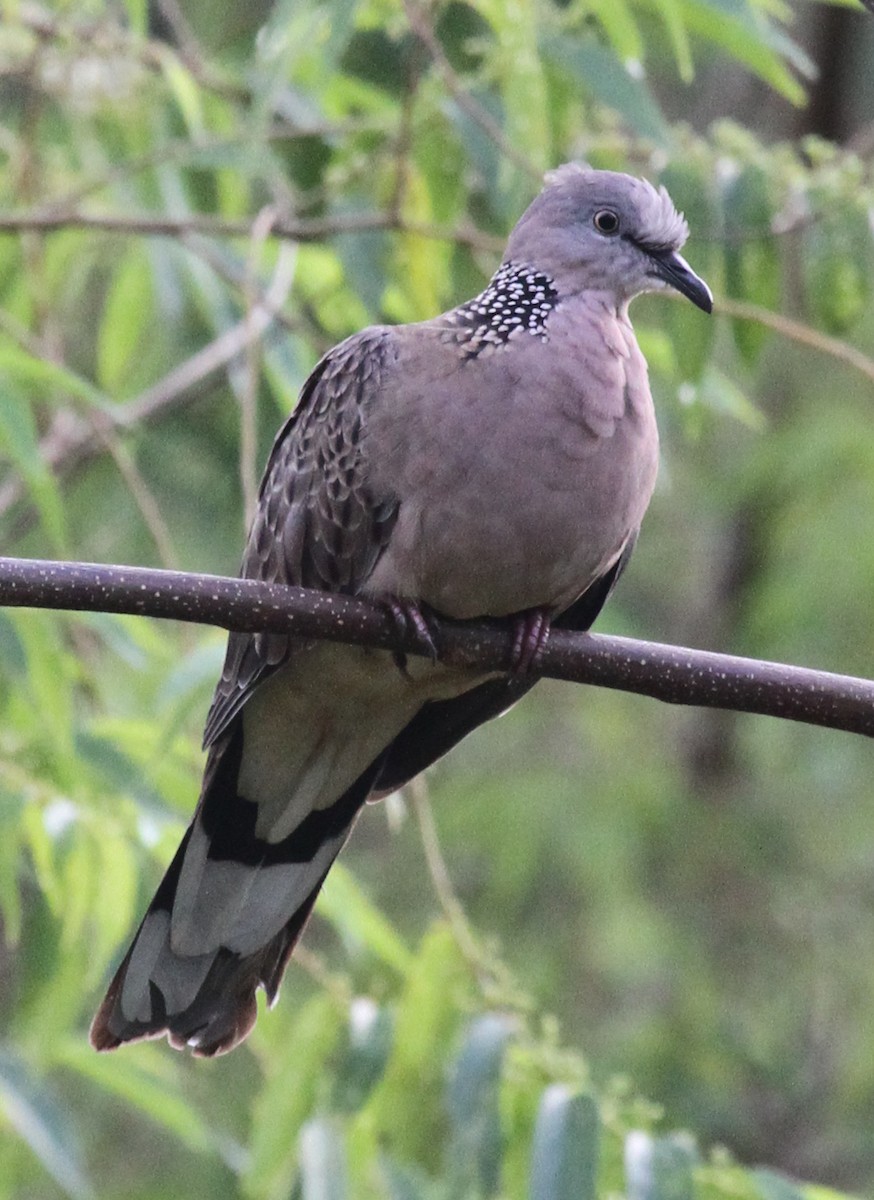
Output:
top-left (91, 164), bottom-right (712, 1056)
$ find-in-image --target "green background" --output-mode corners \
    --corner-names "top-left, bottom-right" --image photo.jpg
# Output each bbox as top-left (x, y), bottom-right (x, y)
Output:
top-left (1, 0), bottom-right (874, 1196)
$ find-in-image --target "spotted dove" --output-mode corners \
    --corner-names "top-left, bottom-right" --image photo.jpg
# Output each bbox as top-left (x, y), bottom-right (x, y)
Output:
top-left (91, 164), bottom-right (712, 1055)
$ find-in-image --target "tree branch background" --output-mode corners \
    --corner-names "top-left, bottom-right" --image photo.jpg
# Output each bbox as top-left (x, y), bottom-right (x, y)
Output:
top-left (0, 3), bottom-right (874, 1198)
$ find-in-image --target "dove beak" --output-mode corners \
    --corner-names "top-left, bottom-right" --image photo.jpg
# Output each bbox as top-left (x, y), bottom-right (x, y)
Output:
top-left (647, 248), bottom-right (713, 313)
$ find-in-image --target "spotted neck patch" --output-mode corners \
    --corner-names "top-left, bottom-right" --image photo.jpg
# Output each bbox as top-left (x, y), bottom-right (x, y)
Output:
top-left (445, 261), bottom-right (558, 359)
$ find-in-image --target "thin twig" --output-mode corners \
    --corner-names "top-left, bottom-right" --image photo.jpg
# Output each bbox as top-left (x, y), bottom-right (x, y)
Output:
top-left (91, 427), bottom-right (180, 570)
top-left (0, 209), bottom-right (385, 240)
top-left (1, 556), bottom-right (873, 739)
top-left (155, 0), bottom-right (208, 77)
top-left (404, 0), bottom-right (542, 182)
top-left (48, 122), bottom-right (383, 213)
top-left (658, 290), bottom-right (874, 390)
top-left (408, 774), bottom-right (535, 1011)
top-left (4, 213), bottom-right (871, 389)
top-left (16, 0), bottom-right (246, 104)
top-left (291, 945), bottom-right (351, 1003)
top-left (239, 209), bottom-right (289, 527)
top-left (0, 250), bottom-right (298, 526)
top-left (0, 306), bottom-right (46, 359)
top-left (408, 775), bottom-right (485, 970)
top-left (716, 295), bottom-right (874, 387)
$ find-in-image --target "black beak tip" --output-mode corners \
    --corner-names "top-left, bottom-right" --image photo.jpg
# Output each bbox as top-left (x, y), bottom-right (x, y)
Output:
top-left (648, 248), bottom-right (713, 315)
top-left (693, 282), bottom-right (714, 315)
top-left (668, 263), bottom-right (713, 315)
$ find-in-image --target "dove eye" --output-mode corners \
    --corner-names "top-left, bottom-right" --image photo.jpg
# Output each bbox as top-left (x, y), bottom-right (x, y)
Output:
top-left (593, 209), bottom-right (620, 235)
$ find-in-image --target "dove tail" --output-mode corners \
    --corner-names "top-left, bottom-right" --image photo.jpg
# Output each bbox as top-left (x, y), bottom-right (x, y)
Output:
top-left (90, 724), bottom-right (383, 1057)
top-left (89, 843), bottom-right (327, 1056)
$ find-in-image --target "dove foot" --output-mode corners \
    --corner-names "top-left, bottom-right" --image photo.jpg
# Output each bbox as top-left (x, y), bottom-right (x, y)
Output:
top-left (509, 607), bottom-right (552, 675)
top-left (381, 596), bottom-right (439, 675)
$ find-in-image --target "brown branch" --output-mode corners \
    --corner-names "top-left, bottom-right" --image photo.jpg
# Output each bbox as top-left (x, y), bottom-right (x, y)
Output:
top-left (0, 209), bottom-right (505, 255)
top-left (0, 209), bottom-right (387, 240)
top-left (0, 556), bottom-right (873, 739)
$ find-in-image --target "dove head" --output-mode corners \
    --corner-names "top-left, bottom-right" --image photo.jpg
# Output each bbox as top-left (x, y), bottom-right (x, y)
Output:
top-left (505, 164), bottom-right (712, 313)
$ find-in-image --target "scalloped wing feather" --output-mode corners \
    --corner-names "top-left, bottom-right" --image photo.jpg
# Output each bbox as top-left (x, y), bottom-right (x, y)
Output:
top-left (202, 329), bottom-right (399, 749)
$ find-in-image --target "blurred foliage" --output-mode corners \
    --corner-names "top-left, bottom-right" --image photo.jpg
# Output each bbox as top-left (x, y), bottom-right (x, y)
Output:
top-left (0, 0), bottom-right (873, 1196)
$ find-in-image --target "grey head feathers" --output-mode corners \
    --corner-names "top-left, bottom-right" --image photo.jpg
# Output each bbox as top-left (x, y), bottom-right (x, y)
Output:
top-left (502, 163), bottom-right (708, 309)
top-left (543, 163), bottom-right (689, 251)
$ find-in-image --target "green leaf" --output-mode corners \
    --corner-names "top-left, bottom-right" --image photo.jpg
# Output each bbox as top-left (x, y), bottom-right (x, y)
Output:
top-left (390, 165), bottom-right (450, 322)
top-left (588, 0), bottom-right (644, 63)
top-left (752, 1168), bottom-right (807, 1200)
top-left (10, 613), bottom-right (76, 767)
top-left (625, 1131), bottom-right (699, 1200)
top-left (0, 344), bottom-right (111, 411)
top-left (542, 37), bottom-right (671, 146)
top-left (254, 0), bottom-right (340, 92)
top-left (97, 243), bottom-right (154, 394)
top-left (57, 826), bottom-right (95, 952)
top-left (0, 374), bottom-right (66, 550)
top-left (341, 29), bottom-right (414, 97)
top-left (159, 54), bottom-right (206, 135)
top-left (651, 0), bottom-right (695, 82)
top-left (86, 827), bottom-right (139, 985)
top-left (0, 787), bottom-right (24, 943)
top-left (122, 0), bottom-right (148, 35)
top-left (436, 2), bottom-right (492, 73)
top-left (530, 1086), bottom-right (600, 1200)
top-left (722, 165), bottom-right (780, 363)
top-left (0, 1049), bottom-right (93, 1199)
top-left (801, 206), bottom-right (871, 334)
top-left (378, 1155), bottom-right (442, 1200)
top-left (0, 610), bottom-right (27, 676)
top-left (244, 993), bottom-right (345, 1200)
top-left (52, 1039), bottom-right (217, 1156)
top-left (668, 0), bottom-right (806, 104)
top-left (317, 862), bottom-right (413, 976)
top-left (21, 800), bottom-right (65, 917)
top-left (331, 998), bottom-right (394, 1114)
top-left (367, 924), bottom-right (471, 1169)
top-left (697, 366), bottom-right (765, 431)
top-left (802, 1186), bottom-right (856, 1200)
top-left (337, 227), bottom-right (391, 318)
top-left (83, 716), bottom-right (194, 817)
top-left (635, 327), bottom-right (678, 378)
top-left (451, 91), bottom-right (503, 216)
top-left (658, 163), bottom-right (718, 379)
top-left (157, 636), bottom-right (226, 704)
top-left (490, 0), bottom-right (551, 189)
top-left (77, 612), bottom-right (151, 671)
top-left (446, 1012), bottom-right (514, 1196)
top-left (299, 1117), bottom-right (348, 1200)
